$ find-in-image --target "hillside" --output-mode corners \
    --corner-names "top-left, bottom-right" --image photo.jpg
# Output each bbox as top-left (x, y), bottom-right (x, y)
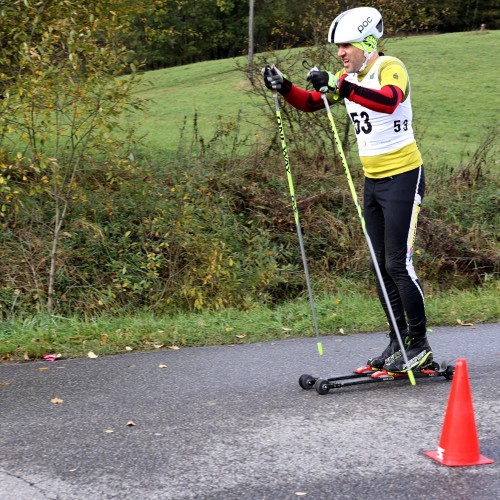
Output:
top-left (132, 31), bottom-right (499, 170)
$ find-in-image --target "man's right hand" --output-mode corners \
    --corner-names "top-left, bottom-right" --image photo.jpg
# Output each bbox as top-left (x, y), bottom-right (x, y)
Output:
top-left (262, 64), bottom-right (285, 91)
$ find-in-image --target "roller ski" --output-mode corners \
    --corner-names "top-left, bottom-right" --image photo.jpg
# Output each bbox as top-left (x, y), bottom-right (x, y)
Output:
top-left (299, 361), bottom-right (454, 395)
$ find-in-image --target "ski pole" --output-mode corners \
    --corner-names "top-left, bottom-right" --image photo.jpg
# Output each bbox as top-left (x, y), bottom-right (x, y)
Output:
top-left (272, 90), bottom-right (323, 357)
top-left (320, 94), bottom-right (416, 385)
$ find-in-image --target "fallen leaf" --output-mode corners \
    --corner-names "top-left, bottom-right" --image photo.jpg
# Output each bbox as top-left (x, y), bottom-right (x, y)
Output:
top-left (87, 351), bottom-right (98, 358)
top-left (295, 493), bottom-right (308, 497)
top-left (0, 381), bottom-right (11, 387)
top-left (43, 353), bottom-right (62, 362)
top-left (68, 468), bottom-right (78, 472)
top-left (224, 327), bottom-right (234, 332)
top-left (126, 420), bottom-right (136, 427)
top-left (457, 319), bottom-right (475, 328)
top-left (38, 367), bottom-right (49, 371)
top-left (51, 397), bottom-right (64, 404)
top-left (236, 334), bottom-right (247, 339)
top-left (23, 352), bottom-right (30, 361)
top-left (168, 345), bottom-right (180, 350)
top-left (125, 346), bottom-right (133, 351)
top-left (153, 344), bottom-right (164, 349)
top-left (104, 429), bottom-right (114, 434)
top-left (101, 333), bottom-right (109, 344)
top-left (339, 328), bottom-right (345, 335)
top-left (158, 364), bottom-right (168, 368)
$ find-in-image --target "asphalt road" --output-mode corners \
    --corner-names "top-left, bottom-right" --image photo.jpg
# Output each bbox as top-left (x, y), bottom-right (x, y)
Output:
top-left (1, 323), bottom-right (499, 500)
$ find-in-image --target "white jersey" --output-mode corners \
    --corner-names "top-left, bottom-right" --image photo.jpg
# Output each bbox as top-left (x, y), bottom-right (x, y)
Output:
top-left (344, 56), bottom-right (416, 157)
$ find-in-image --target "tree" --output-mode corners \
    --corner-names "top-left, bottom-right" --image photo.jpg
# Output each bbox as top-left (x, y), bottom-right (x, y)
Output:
top-left (125, 0), bottom-right (249, 68)
top-left (248, 0), bottom-right (255, 83)
top-left (0, 0), bottom-right (144, 313)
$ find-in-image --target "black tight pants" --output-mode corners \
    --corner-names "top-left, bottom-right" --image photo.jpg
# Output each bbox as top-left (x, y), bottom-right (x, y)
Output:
top-left (364, 166), bottom-right (426, 336)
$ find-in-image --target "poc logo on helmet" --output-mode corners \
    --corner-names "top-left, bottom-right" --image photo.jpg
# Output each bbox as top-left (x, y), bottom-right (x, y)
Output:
top-left (358, 16), bottom-right (373, 33)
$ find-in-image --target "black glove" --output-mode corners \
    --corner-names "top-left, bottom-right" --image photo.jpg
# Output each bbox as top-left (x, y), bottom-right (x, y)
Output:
top-left (306, 67), bottom-right (338, 93)
top-left (261, 64), bottom-right (292, 95)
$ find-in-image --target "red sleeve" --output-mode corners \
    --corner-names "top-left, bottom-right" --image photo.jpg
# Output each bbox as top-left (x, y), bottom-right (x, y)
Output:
top-left (282, 84), bottom-right (325, 112)
top-left (338, 80), bottom-right (403, 114)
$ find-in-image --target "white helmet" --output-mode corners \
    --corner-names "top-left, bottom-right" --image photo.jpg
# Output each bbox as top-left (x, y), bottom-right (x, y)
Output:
top-left (328, 7), bottom-right (384, 44)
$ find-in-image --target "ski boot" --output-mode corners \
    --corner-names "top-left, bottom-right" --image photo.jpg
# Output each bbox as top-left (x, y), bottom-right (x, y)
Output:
top-left (383, 332), bottom-right (433, 373)
top-left (367, 329), bottom-right (408, 370)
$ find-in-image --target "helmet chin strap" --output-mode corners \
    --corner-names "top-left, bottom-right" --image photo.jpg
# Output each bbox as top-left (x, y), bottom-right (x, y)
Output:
top-left (346, 50), bottom-right (373, 75)
top-left (357, 50), bottom-right (371, 72)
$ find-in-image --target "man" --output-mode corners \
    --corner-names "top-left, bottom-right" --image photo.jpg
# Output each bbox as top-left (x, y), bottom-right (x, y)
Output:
top-left (262, 7), bottom-right (432, 373)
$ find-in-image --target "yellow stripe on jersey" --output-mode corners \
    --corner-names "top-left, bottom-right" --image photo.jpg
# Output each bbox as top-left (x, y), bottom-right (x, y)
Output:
top-left (378, 58), bottom-right (409, 98)
top-left (333, 57), bottom-right (409, 99)
top-left (352, 57), bottom-right (409, 97)
top-left (360, 141), bottom-right (423, 178)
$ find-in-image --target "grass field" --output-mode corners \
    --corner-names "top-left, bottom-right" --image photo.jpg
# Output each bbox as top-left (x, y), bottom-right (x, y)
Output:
top-left (132, 31), bottom-right (499, 169)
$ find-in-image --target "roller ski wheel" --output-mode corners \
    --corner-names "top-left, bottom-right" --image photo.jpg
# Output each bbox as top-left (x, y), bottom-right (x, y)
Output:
top-left (299, 374), bottom-right (316, 390)
top-left (314, 378), bottom-right (331, 395)
top-left (438, 360), bottom-right (455, 380)
top-left (444, 364), bottom-right (455, 380)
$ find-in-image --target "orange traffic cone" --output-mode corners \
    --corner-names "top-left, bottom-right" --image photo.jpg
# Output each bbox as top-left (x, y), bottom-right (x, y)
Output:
top-left (423, 358), bottom-right (494, 466)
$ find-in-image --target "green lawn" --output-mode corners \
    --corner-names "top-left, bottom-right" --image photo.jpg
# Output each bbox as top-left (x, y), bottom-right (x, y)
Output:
top-left (385, 31), bottom-right (499, 168)
top-left (131, 31), bottom-right (499, 169)
top-left (131, 59), bottom-right (259, 160)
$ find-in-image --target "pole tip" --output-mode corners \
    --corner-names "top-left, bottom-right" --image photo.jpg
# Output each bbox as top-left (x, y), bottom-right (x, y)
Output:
top-left (317, 342), bottom-right (323, 356)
